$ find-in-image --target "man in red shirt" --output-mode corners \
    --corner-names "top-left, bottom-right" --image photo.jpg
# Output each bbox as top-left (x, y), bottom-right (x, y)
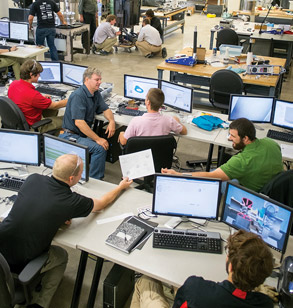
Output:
top-left (8, 59), bottom-right (67, 134)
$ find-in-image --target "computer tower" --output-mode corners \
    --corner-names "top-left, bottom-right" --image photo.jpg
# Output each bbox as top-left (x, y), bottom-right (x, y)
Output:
top-left (103, 264), bottom-right (135, 308)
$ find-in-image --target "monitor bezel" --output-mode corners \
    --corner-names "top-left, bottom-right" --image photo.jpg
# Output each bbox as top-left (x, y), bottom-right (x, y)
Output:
top-left (38, 61), bottom-right (62, 84)
top-left (221, 181), bottom-right (293, 254)
top-left (0, 128), bottom-right (40, 166)
top-left (9, 21), bottom-right (29, 42)
top-left (161, 80), bottom-right (193, 114)
top-left (42, 134), bottom-right (90, 182)
top-left (0, 20), bottom-right (10, 39)
top-left (151, 173), bottom-right (222, 220)
top-left (271, 99), bottom-right (293, 131)
top-left (61, 63), bottom-right (87, 87)
top-left (228, 94), bottom-right (275, 123)
top-left (124, 74), bottom-right (159, 101)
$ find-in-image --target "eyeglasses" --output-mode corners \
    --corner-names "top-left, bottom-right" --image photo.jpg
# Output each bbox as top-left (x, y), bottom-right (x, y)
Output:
top-left (71, 155), bottom-right (82, 176)
top-left (225, 246), bottom-right (229, 255)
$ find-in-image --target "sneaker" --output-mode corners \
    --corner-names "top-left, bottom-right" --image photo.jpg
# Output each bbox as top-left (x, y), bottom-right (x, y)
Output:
top-left (100, 50), bottom-right (110, 56)
top-left (145, 53), bottom-right (154, 58)
top-left (91, 45), bottom-right (96, 54)
top-left (162, 47), bottom-right (167, 58)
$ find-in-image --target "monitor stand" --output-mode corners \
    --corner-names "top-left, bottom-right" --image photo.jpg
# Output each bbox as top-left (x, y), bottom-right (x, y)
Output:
top-left (1, 38), bottom-right (7, 46)
top-left (0, 164), bottom-right (28, 175)
top-left (164, 216), bottom-right (207, 229)
top-left (254, 124), bottom-right (264, 131)
top-left (17, 40), bottom-right (26, 47)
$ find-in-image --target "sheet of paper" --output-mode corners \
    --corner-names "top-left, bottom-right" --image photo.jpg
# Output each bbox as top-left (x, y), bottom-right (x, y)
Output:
top-left (119, 149), bottom-right (155, 180)
top-left (96, 212), bottom-right (133, 225)
top-left (280, 143), bottom-right (293, 159)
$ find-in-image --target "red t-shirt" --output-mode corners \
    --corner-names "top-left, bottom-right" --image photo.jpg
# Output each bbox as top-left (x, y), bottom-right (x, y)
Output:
top-left (8, 79), bottom-right (52, 126)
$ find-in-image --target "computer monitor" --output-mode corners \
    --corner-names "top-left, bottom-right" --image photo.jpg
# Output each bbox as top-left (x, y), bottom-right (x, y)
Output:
top-left (124, 74), bottom-right (159, 101)
top-left (43, 134), bottom-right (90, 182)
top-left (9, 8), bottom-right (30, 22)
top-left (0, 20), bottom-right (9, 44)
top-left (221, 182), bottom-right (293, 254)
top-left (160, 80), bottom-right (193, 113)
top-left (152, 174), bottom-right (221, 221)
top-left (0, 129), bottom-right (40, 167)
top-left (9, 22), bottom-right (29, 45)
top-left (272, 99), bottom-right (293, 131)
top-left (228, 95), bottom-right (274, 123)
top-left (62, 63), bottom-right (87, 86)
top-left (38, 61), bottom-right (62, 83)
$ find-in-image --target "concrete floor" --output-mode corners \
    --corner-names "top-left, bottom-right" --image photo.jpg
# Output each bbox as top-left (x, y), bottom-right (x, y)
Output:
top-left (50, 12), bottom-right (293, 308)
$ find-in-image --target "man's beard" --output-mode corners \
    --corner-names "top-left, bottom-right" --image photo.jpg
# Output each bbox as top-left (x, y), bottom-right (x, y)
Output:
top-left (233, 140), bottom-right (245, 150)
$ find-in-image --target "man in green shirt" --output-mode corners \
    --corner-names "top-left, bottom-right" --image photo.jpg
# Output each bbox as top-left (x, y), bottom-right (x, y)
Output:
top-left (79, 0), bottom-right (97, 46)
top-left (162, 118), bottom-right (283, 192)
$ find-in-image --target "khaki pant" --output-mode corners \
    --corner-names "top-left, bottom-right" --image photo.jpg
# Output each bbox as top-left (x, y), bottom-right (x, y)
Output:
top-left (30, 110), bottom-right (63, 135)
top-left (130, 276), bottom-right (170, 308)
top-left (0, 56), bottom-right (20, 79)
top-left (94, 37), bottom-right (117, 52)
top-left (135, 41), bottom-right (162, 57)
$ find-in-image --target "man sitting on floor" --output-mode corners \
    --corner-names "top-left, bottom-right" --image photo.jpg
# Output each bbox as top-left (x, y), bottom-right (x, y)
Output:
top-left (0, 46), bottom-right (20, 80)
top-left (118, 88), bottom-right (187, 146)
top-left (136, 19), bottom-right (167, 58)
top-left (162, 118), bottom-right (283, 192)
top-left (130, 230), bottom-right (277, 308)
top-left (8, 59), bottom-right (67, 134)
top-left (0, 154), bottom-right (132, 308)
top-left (92, 14), bottom-right (121, 55)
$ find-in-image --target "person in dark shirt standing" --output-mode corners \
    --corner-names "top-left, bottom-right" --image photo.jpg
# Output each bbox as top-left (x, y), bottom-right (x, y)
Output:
top-left (28, 0), bottom-right (66, 60)
top-left (145, 9), bottom-right (163, 38)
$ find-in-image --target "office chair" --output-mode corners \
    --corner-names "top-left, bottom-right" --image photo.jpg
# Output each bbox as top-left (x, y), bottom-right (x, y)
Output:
top-left (209, 69), bottom-right (244, 113)
top-left (0, 251), bottom-right (48, 307)
top-left (216, 28), bottom-right (246, 50)
top-left (0, 96), bottom-right (52, 132)
top-left (123, 135), bottom-right (177, 192)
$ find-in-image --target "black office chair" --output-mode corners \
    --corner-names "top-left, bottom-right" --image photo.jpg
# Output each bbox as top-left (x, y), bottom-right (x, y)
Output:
top-left (0, 252), bottom-right (48, 307)
top-left (209, 69), bottom-right (244, 113)
top-left (216, 28), bottom-right (246, 50)
top-left (123, 135), bottom-right (177, 192)
top-left (0, 96), bottom-right (52, 132)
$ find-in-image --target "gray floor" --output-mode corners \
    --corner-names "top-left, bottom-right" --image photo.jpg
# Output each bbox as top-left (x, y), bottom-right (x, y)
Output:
top-left (50, 12), bottom-right (293, 308)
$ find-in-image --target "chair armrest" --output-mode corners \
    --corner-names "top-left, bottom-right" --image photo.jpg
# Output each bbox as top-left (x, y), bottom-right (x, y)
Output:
top-left (31, 119), bottom-right (52, 131)
top-left (239, 39), bottom-right (247, 46)
top-left (18, 252), bottom-right (48, 285)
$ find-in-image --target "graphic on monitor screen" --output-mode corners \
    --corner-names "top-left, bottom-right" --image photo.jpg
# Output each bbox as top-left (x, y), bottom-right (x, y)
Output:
top-left (221, 182), bottom-right (293, 253)
top-left (272, 100), bottom-right (293, 130)
top-left (0, 21), bottom-right (9, 39)
top-left (228, 95), bottom-right (274, 123)
top-left (124, 75), bottom-right (159, 101)
top-left (161, 80), bottom-right (193, 113)
top-left (62, 63), bottom-right (87, 86)
top-left (38, 62), bottom-right (62, 83)
top-left (9, 22), bottom-right (29, 41)
top-left (152, 174), bottom-right (221, 220)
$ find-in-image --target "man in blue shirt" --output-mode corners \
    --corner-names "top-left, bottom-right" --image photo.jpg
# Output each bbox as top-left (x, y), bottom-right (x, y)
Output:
top-left (59, 67), bottom-right (115, 179)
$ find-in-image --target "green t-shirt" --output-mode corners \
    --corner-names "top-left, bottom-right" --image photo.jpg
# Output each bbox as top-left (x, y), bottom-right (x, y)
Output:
top-left (220, 138), bottom-right (283, 192)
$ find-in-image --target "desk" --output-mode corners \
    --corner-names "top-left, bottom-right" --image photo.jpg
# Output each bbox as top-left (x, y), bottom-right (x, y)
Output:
top-left (157, 48), bottom-right (286, 98)
top-left (0, 45), bottom-right (49, 61)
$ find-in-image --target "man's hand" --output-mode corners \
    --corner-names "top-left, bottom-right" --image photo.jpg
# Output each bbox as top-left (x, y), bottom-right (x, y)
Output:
top-left (10, 46), bottom-right (17, 52)
top-left (118, 177), bottom-right (133, 189)
top-left (254, 285), bottom-right (279, 303)
top-left (64, 219), bottom-right (72, 225)
top-left (161, 168), bottom-right (179, 175)
top-left (96, 138), bottom-right (109, 150)
top-left (116, 31), bottom-right (121, 36)
top-left (105, 121), bottom-right (115, 138)
top-left (80, 14), bottom-right (84, 23)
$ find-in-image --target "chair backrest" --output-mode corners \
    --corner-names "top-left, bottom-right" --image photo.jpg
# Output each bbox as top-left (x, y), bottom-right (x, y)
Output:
top-left (0, 96), bottom-right (30, 131)
top-left (0, 252), bottom-right (15, 307)
top-left (216, 28), bottom-right (239, 49)
top-left (124, 135), bottom-right (177, 172)
top-left (209, 69), bottom-right (244, 112)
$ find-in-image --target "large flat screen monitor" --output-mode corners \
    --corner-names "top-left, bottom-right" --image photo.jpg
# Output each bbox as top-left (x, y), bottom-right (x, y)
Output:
top-left (272, 99), bottom-right (293, 131)
top-left (38, 61), bottom-right (62, 83)
top-left (124, 74), bottom-right (159, 101)
top-left (9, 8), bottom-right (30, 22)
top-left (152, 174), bottom-right (221, 220)
top-left (0, 21), bottom-right (9, 39)
top-left (228, 95), bottom-right (274, 123)
top-left (161, 80), bottom-right (193, 113)
top-left (9, 22), bottom-right (29, 42)
top-left (43, 134), bottom-right (90, 182)
top-left (221, 182), bottom-right (293, 254)
top-left (0, 129), bottom-right (40, 166)
top-left (62, 63), bottom-right (87, 86)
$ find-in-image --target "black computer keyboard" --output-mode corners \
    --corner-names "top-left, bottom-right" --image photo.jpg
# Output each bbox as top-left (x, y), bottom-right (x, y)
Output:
top-left (116, 107), bottom-right (146, 117)
top-left (267, 129), bottom-right (293, 143)
top-left (0, 174), bottom-right (25, 192)
top-left (36, 86), bottom-right (67, 97)
top-left (153, 227), bottom-right (222, 254)
top-left (0, 45), bottom-right (11, 50)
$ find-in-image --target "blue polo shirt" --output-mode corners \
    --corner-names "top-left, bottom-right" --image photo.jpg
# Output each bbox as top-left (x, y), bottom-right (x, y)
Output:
top-left (63, 84), bottom-right (108, 137)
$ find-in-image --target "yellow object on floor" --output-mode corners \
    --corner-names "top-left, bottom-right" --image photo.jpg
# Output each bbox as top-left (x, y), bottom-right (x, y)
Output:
top-left (207, 13), bottom-right (216, 18)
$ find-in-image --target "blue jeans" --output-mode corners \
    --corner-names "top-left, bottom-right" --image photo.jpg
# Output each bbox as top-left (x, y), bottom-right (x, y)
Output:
top-left (59, 133), bottom-right (107, 180)
top-left (36, 28), bottom-right (58, 61)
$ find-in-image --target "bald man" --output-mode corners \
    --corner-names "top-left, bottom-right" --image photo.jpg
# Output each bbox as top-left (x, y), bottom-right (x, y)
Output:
top-left (0, 154), bottom-right (132, 308)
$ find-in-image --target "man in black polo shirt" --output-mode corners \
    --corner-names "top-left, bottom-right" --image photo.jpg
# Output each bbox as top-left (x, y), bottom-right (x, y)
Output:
top-left (145, 9), bottom-right (163, 39)
top-left (59, 67), bottom-right (115, 180)
top-left (28, 0), bottom-right (66, 60)
top-left (0, 154), bottom-right (132, 308)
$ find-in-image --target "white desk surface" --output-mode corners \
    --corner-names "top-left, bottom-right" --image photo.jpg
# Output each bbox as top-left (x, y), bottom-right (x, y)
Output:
top-left (251, 32), bottom-right (293, 42)
top-left (1, 44), bottom-right (49, 59)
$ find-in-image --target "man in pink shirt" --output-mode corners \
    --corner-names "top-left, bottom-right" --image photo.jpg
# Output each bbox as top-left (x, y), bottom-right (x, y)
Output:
top-left (118, 88), bottom-right (187, 145)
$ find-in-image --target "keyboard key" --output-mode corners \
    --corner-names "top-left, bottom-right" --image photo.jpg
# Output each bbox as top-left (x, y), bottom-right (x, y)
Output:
top-left (267, 129), bottom-right (293, 143)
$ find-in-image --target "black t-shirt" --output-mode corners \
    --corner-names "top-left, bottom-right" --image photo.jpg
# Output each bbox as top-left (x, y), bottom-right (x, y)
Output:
top-left (173, 276), bottom-right (273, 308)
top-left (0, 174), bottom-right (93, 273)
top-left (29, 0), bottom-right (59, 28)
top-left (151, 16), bottom-right (163, 38)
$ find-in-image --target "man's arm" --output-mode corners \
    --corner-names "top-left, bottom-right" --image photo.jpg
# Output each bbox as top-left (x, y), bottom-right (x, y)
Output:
top-left (0, 46), bottom-right (17, 54)
top-left (57, 11), bottom-right (67, 25)
top-left (47, 99), bottom-right (68, 110)
top-left (103, 109), bottom-right (115, 138)
top-left (118, 131), bottom-right (127, 146)
top-left (91, 178), bottom-right (133, 212)
top-left (28, 15), bottom-right (34, 30)
top-left (173, 116), bottom-right (187, 135)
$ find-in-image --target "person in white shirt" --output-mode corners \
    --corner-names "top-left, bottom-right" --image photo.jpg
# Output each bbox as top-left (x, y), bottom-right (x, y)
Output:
top-left (136, 19), bottom-right (167, 58)
top-left (92, 14), bottom-right (121, 55)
